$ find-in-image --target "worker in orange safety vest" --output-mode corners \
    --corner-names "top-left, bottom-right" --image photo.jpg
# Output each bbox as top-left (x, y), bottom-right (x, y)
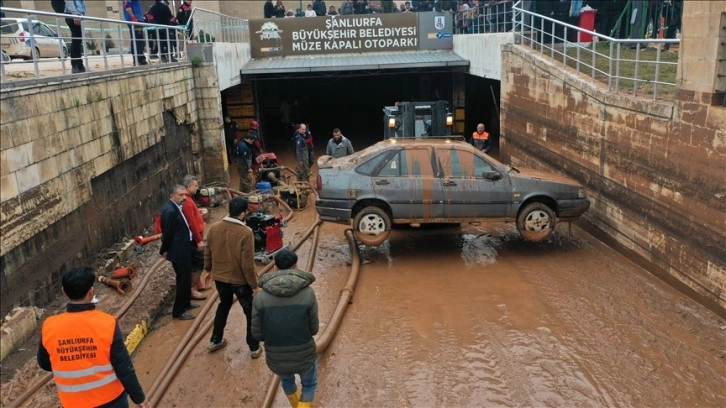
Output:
top-left (471, 122), bottom-right (491, 153)
top-left (37, 266), bottom-right (152, 408)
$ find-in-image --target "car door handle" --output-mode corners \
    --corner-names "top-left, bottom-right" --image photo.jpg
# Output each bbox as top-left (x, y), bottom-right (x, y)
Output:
top-left (375, 180), bottom-right (390, 185)
top-left (443, 180), bottom-right (457, 187)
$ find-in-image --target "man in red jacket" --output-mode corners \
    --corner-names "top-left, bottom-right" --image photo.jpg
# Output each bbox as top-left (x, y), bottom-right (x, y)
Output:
top-left (181, 175), bottom-right (209, 299)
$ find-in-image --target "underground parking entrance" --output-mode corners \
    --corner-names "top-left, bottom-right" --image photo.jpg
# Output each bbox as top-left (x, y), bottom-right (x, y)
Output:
top-left (223, 54), bottom-right (501, 155)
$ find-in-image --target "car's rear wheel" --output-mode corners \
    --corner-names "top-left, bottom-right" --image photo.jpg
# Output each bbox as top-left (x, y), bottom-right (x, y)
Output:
top-left (516, 202), bottom-right (556, 242)
top-left (61, 46), bottom-right (68, 59)
top-left (32, 46), bottom-right (40, 60)
top-left (353, 206), bottom-right (391, 246)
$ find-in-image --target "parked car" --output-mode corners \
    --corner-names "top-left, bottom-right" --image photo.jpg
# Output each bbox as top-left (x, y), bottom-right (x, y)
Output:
top-left (0, 18), bottom-right (68, 60)
top-left (315, 137), bottom-right (590, 245)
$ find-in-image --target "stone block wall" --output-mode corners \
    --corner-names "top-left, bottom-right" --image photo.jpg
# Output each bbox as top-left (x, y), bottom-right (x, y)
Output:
top-left (500, 44), bottom-right (726, 315)
top-left (0, 66), bottom-right (225, 316)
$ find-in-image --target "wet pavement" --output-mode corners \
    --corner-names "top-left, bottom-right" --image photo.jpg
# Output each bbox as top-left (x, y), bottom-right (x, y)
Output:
top-left (3, 147), bottom-right (724, 408)
top-left (133, 202), bottom-right (725, 407)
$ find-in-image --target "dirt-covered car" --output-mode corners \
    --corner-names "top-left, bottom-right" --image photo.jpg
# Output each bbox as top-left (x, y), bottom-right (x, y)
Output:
top-left (315, 137), bottom-right (590, 245)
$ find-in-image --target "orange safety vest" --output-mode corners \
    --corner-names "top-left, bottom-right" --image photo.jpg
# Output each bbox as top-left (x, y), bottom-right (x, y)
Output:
top-left (472, 130), bottom-right (489, 140)
top-left (41, 310), bottom-right (125, 408)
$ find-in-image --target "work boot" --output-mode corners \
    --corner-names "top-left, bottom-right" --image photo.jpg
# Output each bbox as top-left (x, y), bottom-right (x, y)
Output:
top-left (250, 345), bottom-right (264, 359)
top-left (207, 338), bottom-right (227, 353)
top-left (285, 388), bottom-right (301, 407)
top-left (297, 401), bottom-right (312, 408)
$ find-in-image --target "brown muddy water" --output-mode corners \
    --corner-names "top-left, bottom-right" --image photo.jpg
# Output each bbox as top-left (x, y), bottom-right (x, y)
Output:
top-left (133, 207), bottom-right (725, 408)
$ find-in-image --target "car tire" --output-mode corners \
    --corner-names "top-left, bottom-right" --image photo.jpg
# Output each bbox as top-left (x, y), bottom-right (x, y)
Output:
top-left (353, 206), bottom-right (391, 246)
top-left (61, 47), bottom-right (68, 59)
top-left (516, 202), bottom-right (556, 242)
top-left (33, 46), bottom-right (40, 60)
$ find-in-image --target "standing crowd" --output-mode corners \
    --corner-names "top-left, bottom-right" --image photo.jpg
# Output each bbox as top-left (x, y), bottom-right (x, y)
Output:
top-left (36, 101), bottom-right (360, 407)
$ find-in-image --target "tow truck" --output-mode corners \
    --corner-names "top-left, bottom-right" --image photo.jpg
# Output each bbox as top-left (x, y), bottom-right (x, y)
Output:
top-left (382, 100), bottom-right (454, 139)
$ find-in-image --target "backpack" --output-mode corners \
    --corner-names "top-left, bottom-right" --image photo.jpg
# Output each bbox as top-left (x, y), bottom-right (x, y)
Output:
top-left (51, 0), bottom-right (66, 13)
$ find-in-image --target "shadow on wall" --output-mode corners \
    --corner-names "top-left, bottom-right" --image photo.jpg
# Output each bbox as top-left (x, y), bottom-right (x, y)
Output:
top-left (0, 112), bottom-right (194, 317)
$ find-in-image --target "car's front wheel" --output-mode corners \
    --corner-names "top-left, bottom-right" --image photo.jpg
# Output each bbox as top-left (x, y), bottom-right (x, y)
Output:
top-left (516, 202), bottom-right (556, 242)
top-left (353, 206), bottom-right (391, 246)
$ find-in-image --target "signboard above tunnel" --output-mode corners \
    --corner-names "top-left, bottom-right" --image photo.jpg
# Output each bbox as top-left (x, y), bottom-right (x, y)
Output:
top-left (249, 12), bottom-right (454, 58)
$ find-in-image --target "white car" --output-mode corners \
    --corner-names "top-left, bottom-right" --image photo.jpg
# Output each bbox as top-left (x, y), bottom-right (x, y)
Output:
top-left (1, 18), bottom-right (68, 60)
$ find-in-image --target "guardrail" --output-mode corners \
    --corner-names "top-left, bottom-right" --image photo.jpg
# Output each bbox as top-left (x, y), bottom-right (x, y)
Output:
top-left (510, 2), bottom-right (679, 101)
top-left (455, 0), bottom-right (514, 34)
top-left (0, 6), bottom-right (248, 83)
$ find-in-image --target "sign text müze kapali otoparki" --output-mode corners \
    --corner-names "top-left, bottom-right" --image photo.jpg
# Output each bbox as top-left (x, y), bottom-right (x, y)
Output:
top-left (249, 12), bottom-right (453, 58)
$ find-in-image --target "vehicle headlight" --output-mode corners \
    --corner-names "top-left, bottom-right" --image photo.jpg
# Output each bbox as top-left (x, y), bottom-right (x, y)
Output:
top-left (578, 188), bottom-right (586, 199)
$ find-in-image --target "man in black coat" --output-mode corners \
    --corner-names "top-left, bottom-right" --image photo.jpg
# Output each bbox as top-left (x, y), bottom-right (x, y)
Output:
top-left (160, 185), bottom-right (196, 320)
top-left (148, 0), bottom-right (177, 62)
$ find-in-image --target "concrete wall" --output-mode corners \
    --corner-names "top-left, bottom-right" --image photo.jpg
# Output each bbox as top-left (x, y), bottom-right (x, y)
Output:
top-left (454, 32), bottom-right (513, 81)
top-left (500, 40), bottom-right (726, 314)
top-left (0, 64), bottom-right (224, 316)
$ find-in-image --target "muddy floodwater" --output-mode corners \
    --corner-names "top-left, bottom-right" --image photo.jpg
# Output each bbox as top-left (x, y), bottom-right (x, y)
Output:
top-left (132, 204), bottom-right (725, 407)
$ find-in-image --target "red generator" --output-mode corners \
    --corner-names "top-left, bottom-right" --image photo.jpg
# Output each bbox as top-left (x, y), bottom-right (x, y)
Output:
top-left (245, 212), bottom-right (284, 263)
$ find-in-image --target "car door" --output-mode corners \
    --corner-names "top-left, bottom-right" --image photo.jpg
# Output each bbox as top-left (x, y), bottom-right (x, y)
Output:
top-left (36, 22), bottom-right (58, 57)
top-left (37, 22), bottom-right (62, 57)
top-left (372, 146), bottom-right (445, 220)
top-left (435, 146), bottom-right (511, 218)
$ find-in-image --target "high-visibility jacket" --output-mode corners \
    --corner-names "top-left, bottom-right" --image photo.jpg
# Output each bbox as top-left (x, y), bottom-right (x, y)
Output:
top-left (472, 130), bottom-right (490, 140)
top-left (41, 310), bottom-right (124, 408)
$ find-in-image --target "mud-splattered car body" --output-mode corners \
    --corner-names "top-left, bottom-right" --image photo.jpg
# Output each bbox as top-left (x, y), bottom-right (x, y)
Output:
top-left (315, 138), bottom-right (590, 245)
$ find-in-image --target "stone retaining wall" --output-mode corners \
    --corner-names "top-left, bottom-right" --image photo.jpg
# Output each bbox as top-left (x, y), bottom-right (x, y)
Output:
top-left (500, 44), bottom-right (725, 315)
top-left (0, 65), bottom-right (225, 316)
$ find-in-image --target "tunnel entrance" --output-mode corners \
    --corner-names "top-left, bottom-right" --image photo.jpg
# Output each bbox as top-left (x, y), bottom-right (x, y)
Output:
top-left (222, 67), bottom-right (501, 156)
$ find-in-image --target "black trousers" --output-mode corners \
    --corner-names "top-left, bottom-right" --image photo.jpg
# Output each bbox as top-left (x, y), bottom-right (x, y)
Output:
top-left (64, 17), bottom-right (83, 67)
top-left (127, 25), bottom-right (146, 64)
top-left (171, 259), bottom-right (192, 317)
top-left (211, 281), bottom-right (260, 351)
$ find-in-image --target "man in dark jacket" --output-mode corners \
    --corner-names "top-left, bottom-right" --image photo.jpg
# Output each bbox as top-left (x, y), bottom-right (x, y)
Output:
top-left (237, 133), bottom-right (258, 192)
top-left (264, 0), bottom-right (275, 18)
top-left (160, 184), bottom-right (196, 320)
top-left (252, 249), bottom-right (319, 408)
top-left (148, 0), bottom-right (177, 62)
top-left (176, 0), bottom-right (193, 40)
top-left (312, 0), bottom-right (326, 16)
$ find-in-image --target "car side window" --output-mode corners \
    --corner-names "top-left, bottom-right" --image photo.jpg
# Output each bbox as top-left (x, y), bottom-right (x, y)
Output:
top-left (0, 21), bottom-right (19, 34)
top-left (31, 22), bottom-right (43, 35)
top-left (437, 148), bottom-right (493, 178)
top-left (38, 24), bottom-right (55, 37)
top-left (355, 152), bottom-right (389, 176)
top-left (378, 148), bottom-right (433, 177)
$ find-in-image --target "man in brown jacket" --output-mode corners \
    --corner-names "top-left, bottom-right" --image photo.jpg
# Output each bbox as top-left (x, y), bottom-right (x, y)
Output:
top-left (204, 196), bottom-right (263, 358)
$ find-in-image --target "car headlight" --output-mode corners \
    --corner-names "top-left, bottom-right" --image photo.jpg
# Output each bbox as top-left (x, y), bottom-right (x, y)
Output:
top-left (578, 188), bottom-right (586, 199)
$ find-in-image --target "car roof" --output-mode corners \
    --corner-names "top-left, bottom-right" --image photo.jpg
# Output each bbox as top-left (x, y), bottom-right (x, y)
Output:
top-left (319, 136), bottom-right (483, 169)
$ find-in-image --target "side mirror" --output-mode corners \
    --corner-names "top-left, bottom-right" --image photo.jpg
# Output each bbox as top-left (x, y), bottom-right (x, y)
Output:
top-left (482, 170), bottom-right (502, 180)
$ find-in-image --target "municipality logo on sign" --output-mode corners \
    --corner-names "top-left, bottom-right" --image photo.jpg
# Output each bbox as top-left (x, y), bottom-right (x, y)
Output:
top-left (434, 16), bottom-right (445, 30)
top-left (256, 21), bottom-right (283, 40)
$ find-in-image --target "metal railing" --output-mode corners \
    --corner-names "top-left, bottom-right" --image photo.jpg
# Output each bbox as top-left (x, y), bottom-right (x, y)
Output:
top-left (455, 0), bottom-right (514, 34)
top-left (187, 7), bottom-right (249, 44)
top-left (0, 6), bottom-right (249, 82)
top-left (511, 2), bottom-right (679, 101)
